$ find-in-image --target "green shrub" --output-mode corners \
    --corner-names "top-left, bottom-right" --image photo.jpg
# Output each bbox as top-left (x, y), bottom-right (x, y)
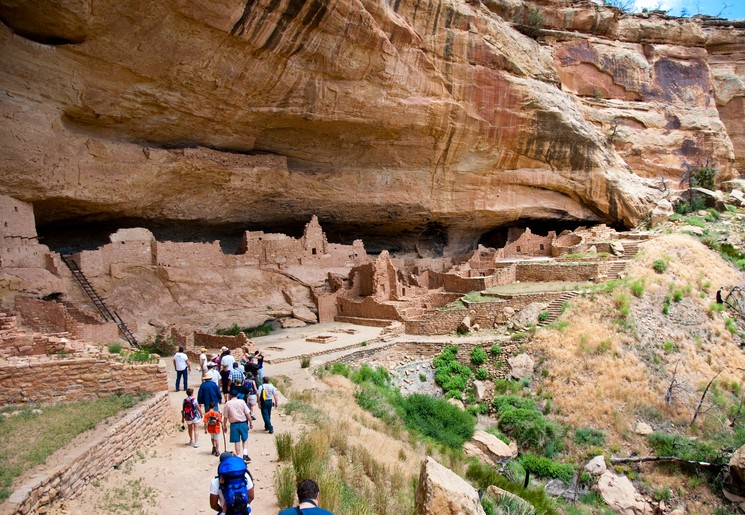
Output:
top-left (493, 379), bottom-right (520, 395)
top-left (630, 280), bottom-right (645, 298)
top-left (434, 346), bottom-right (472, 396)
top-left (684, 216), bottom-right (706, 228)
top-left (615, 294), bottom-right (630, 318)
top-left (470, 347), bottom-right (487, 366)
top-left (490, 344), bottom-right (502, 356)
top-left (327, 362), bottom-right (351, 377)
top-left (652, 259), bottom-right (668, 274)
top-left (662, 295), bottom-right (671, 315)
top-left (466, 461), bottom-right (557, 514)
top-left (215, 321), bottom-right (274, 338)
top-left (107, 342), bottom-right (122, 354)
top-left (538, 310), bottom-right (549, 322)
top-left (419, 373), bottom-right (427, 382)
top-left (275, 433), bottom-right (293, 461)
top-left (653, 487), bottom-right (672, 502)
top-left (725, 317), bottom-right (739, 335)
top-left (647, 432), bottom-right (720, 463)
top-left (662, 341), bottom-right (678, 354)
top-left (475, 367), bottom-right (489, 380)
top-left (519, 454), bottom-right (574, 482)
top-left (493, 396), bottom-right (562, 455)
top-left (350, 364), bottom-right (390, 387)
top-left (672, 289), bottom-right (684, 302)
top-left (141, 335), bottom-right (175, 357)
top-left (300, 357), bottom-right (311, 368)
top-left (669, 213), bottom-right (683, 222)
top-left (399, 394), bottom-right (476, 449)
top-left (354, 382), bottom-right (399, 426)
top-left (574, 427), bottom-right (605, 446)
top-left (123, 348), bottom-right (158, 364)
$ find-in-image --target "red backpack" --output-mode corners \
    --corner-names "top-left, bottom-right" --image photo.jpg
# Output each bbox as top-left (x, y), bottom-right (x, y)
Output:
top-left (182, 397), bottom-right (197, 421)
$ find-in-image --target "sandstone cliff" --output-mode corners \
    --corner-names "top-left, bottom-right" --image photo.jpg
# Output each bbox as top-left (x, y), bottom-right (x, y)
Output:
top-left (0, 0), bottom-right (742, 252)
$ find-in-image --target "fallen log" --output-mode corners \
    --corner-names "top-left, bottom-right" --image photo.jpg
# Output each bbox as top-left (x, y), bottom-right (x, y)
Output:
top-left (610, 455), bottom-right (726, 468)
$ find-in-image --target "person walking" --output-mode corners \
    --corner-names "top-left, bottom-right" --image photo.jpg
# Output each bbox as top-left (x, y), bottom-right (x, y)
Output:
top-left (210, 452), bottom-right (255, 513)
top-left (278, 479), bottom-right (333, 514)
top-left (173, 346), bottom-right (191, 392)
top-left (222, 389), bottom-right (254, 462)
top-left (258, 377), bottom-right (278, 434)
top-left (182, 388), bottom-right (203, 448)
top-left (199, 347), bottom-right (209, 373)
top-left (254, 350), bottom-right (265, 382)
top-left (230, 362), bottom-right (245, 386)
top-left (197, 373), bottom-right (222, 413)
top-left (245, 372), bottom-right (259, 421)
top-left (203, 403), bottom-right (223, 456)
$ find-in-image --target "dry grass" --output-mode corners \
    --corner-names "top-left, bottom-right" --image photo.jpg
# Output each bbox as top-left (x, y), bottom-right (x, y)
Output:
top-left (533, 233), bottom-right (745, 450)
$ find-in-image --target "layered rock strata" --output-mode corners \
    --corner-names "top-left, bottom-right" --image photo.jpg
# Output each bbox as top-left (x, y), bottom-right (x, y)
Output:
top-left (0, 0), bottom-right (741, 252)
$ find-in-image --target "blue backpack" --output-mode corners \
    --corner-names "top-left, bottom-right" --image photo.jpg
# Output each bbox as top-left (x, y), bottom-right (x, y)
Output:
top-left (218, 456), bottom-right (251, 514)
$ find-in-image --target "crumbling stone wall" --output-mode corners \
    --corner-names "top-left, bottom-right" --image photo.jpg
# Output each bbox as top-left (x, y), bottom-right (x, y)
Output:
top-left (0, 392), bottom-right (172, 515)
top-left (501, 228), bottom-right (555, 258)
top-left (154, 241), bottom-right (226, 267)
top-left (515, 261), bottom-right (600, 282)
top-left (0, 357), bottom-right (166, 405)
top-left (15, 297), bottom-right (119, 343)
top-left (337, 297), bottom-right (402, 321)
top-left (193, 331), bottom-right (249, 350)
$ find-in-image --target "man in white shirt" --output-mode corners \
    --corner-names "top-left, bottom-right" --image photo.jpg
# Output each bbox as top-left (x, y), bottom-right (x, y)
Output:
top-left (173, 346), bottom-right (190, 392)
top-left (199, 347), bottom-right (209, 373)
top-left (220, 347), bottom-right (236, 370)
top-left (207, 362), bottom-right (221, 387)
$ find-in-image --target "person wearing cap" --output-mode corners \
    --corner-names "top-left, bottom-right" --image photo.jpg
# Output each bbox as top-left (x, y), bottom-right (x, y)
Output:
top-left (209, 452), bottom-right (255, 513)
top-left (199, 347), bottom-right (209, 373)
top-left (220, 347), bottom-right (236, 370)
top-left (222, 389), bottom-right (254, 461)
top-left (207, 362), bottom-right (221, 387)
top-left (197, 372), bottom-right (222, 414)
top-left (243, 353), bottom-right (259, 378)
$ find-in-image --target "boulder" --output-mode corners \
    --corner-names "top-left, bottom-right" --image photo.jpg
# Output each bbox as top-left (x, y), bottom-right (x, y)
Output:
top-left (463, 430), bottom-right (518, 464)
top-left (680, 225), bottom-right (704, 236)
top-left (268, 303), bottom-right (293, 318)
top-left (473, 380), bottom-right (491, 402)
top-left (415, 457), bottom-right (486, 515)
top-left (649, 199), bottom-right (674, 227)
top-left (508, 353), bottom-right (535, 380)
top-left (634, 421), bottom-right (653, 436)
top-left (597, 471), bottom-right (653, 515)
top-left (447, 398), bottom-right (465, 410)
top-left (730, 443), bottom-right (745, 488)
top-left (280, 318), bottom-right (307, 329)
top-left (485, 485), bottom-right (535, 513)
top-left (609, 241), bottom-right (625, 256)
top-left (584, 455), bottom-right (607, 476)
top-left (292, 305), bottom-right (318, 324)
top-left (729, 189), bottom-right (745, 207)
top-left (722, 179), bottom-right (745, 193)
top-left (457, 316), bottom-right (473, 334)
top-left (690, 187), bottom-right (726, 211)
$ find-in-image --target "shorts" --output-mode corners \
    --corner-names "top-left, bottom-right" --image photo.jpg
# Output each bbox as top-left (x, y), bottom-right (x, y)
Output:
top-left (248, 394), bottom-right (257, 407)
top-left (229, 421), bottom-right (248, 443)
top-left (187, 415), bottom-right (201, 425)
top-left (211, 433), bottom-right (220, 441)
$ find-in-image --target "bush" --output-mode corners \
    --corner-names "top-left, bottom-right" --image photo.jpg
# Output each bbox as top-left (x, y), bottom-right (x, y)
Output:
top-left (275, 433), bottom-right (293, 461)
top-left (493, 396), bottom-right (562, 455)
top-left (434, 346), bottom-right (472, 397)
top-left (350, 364), bottom-right (390, 387)
top-left (300, 357), bottom-right (311, 368)
top-left (574, 427), bottom-right (605, 446)
top-left (647, 432), bottom-right (720, 463)
top-left (475, 367), bottom-right (489, 380)
top-left (419, 372), bottom-right (427, 382)
top-left (652, 259), bottom-right (668, 274)
top-left (630, 280), bottom-right (645, 298)
top-left (107, 342), bottom-right (122, 354)
top-left (519, 454), bottom-right (574, 482)
top-left (470, 347), bottom-right (487, 366)
top-left (490, 344), bottom-right (502, 356)
top-left (354, 383), bottom-right (399, 426)
top-left (466, 461), bottom-right (557, 514)
top-left (399, 394), bottom-right (476, 449)
top-left (538, 310), bottom-right (549, 322)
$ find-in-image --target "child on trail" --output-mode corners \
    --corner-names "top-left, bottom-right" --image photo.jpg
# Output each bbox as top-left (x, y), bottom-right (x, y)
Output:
top-left (204, 403), bottom-right (223, 457)
top-left (182, 388), bottom-right (204, 448)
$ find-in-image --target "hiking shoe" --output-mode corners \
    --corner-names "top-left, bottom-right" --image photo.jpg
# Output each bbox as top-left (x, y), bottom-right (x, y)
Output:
top-left (243, 455), bottom-right (251, 463)
top-left (187, 440), bottom-right (194, 445)
top-left (268, 430), bottom-right (274, 434)
top-left (194, 443), bottom-right (199, 448)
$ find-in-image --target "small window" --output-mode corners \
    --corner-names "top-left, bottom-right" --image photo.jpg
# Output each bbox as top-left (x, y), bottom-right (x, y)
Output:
top-left (539, 244), bottom-right (544, 250)
top-left (516, 246), bottom-right (521, 253)
top-left (312, 248), bottom-right (317, 255)
top-left (14, 206), bottom-right (18, 212)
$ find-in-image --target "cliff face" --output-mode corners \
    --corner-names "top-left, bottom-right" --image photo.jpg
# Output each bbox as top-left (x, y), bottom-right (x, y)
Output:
top-left (0, 0), bottom-right (742, 252)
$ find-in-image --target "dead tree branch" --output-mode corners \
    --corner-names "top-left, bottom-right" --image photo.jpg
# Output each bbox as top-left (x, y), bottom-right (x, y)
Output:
top-left (610, 455), bottom-right (726, 469)
top-left (691, 372), bottom-right (721, 427)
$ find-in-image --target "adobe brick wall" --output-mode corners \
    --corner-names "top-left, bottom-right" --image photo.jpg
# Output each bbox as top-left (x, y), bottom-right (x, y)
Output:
top-left (515, 261), bottom-right (600, 282)
top-left (15, 297), bottom-right (119, 343)
top-left (193, 331), bottom-right (248, 350)
top-left (0, 195), bottom-right (36, 238)
top-left (337, 297), bottom-right (402, 321)
top-left (0, 391), bottom-right (172, 515)
top-left (154, 240), bottom-right (225, 268)
top-left (0, 357), bottom-right (167, 406)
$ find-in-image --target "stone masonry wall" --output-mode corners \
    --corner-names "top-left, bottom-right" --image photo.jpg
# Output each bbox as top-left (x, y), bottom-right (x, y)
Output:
top-left (15, 297), bottom-right (119, 343)
top-left (0, 392), bottom-right (172, 515)
top-left (515, 261), bottom-right (600, 282)
top-left (154, 240), bottom-right (226, 267)
top-left (404, 300), bottom-right (510, 335)
top-left (193, 331), bottom-right (249, 350)
top-left (0, 358), bottom-right (167, 405)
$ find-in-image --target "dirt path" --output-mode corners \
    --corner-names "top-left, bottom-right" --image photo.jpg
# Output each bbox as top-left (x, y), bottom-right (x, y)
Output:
top-left (53, 323), bottom-right (380, 514)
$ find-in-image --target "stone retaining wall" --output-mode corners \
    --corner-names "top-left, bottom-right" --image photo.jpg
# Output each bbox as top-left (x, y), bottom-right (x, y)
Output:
top-left (0, 391), bottom-right (173, 515)
top-left (0, 357), bottom-right (167, 405)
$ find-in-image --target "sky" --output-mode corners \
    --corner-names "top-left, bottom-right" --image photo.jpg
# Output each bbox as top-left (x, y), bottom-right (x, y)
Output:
top-left (631, 0), bottom-right (745, 19)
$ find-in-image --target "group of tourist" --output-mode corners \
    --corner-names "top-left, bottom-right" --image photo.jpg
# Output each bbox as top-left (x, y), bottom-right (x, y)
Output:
top-left (174, 345), bottom-right (330, 514)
